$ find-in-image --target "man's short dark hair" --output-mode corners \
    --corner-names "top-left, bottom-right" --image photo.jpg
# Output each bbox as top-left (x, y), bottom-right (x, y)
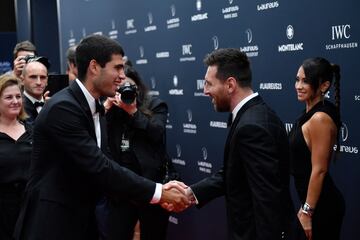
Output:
top-left (76, 35), bottom-right (125, 81)
top-left (204, 48), bottom-right (252, 88)
top-left (13, 40), bottom-right (37, 59)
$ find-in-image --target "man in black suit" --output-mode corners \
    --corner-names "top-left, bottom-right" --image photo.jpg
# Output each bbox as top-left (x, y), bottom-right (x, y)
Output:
top-left (20, 56), bottom-right (50, 123)
top-left (186, 48), bottom-right (294, 240)
top-left (14, 35), bottom-right (188, 240)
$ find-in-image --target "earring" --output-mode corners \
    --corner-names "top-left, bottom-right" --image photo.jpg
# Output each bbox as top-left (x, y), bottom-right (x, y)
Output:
top-left (321, 91), bottom-right (325, 104)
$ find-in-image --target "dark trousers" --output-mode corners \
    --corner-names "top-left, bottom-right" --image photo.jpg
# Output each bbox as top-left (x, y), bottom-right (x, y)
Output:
top-left (0, 192), bottom-right (23, 240)
top-left (97, 198), bottom-right (169, 240)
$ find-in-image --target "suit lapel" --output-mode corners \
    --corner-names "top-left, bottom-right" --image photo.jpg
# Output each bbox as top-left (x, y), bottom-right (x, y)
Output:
top-left (68, 81), bottom-right (97, 140)
top-left (23, 96), bottom-right (38, 120)
top-left (223, 96), bottom-right (264, 162)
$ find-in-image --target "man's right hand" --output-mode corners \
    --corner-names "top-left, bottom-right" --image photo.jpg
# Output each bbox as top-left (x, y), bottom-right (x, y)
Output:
top-left (160, 181), bottom-right (190, 212)
top-left (13, 56), bottom-right (27, 78)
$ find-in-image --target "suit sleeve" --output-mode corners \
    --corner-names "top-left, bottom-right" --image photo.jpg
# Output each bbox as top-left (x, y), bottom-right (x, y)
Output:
top-left (235, 124), bottom-right (286, 239)
top-left (45, 101), bottom-right (156, 203)
top-left (190, 168), bottom-right (225, 207)
top-left (131, 98), bottom-right (168, 144)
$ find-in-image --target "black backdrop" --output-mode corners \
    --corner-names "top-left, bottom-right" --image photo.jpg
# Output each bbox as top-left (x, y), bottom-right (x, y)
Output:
top-left (20, 0), bottom-right (360, 239)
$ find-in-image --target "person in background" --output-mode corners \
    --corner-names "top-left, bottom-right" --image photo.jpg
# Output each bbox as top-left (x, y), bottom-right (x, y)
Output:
top-left (0, 74), bottom-right (32, 239)
top-left (289, 57), bottom-right (345, 240)
top-left (102, 64), bottom-right (175, 240)
top-left (10, 41), bottom-right (37, 78)
top-left (20, 56), bottom-right (50, 123)
top-left (66, 45), bottom-right (78, 82)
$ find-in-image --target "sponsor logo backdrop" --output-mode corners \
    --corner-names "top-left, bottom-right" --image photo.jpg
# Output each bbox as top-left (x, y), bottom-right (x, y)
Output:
top-left (57, 0), bottom-right (359, 239)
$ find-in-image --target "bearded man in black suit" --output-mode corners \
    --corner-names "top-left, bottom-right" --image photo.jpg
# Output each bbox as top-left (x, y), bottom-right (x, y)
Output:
top-left (186, 48), bottom-right (294, 240)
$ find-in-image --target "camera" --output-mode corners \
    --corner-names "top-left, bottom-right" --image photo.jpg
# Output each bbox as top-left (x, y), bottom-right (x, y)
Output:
top-left (22, 55), bottom-right (51, 69)
top-left (117, 82), bottom-right (137, 104)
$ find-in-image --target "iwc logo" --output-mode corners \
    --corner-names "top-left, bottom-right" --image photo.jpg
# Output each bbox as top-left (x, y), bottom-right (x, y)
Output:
top-left (125, 19), bottom-right (137, 35)
top-left (325, 24), bottom-right (358, 50)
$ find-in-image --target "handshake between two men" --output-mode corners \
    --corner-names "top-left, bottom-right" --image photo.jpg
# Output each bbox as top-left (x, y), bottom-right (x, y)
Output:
top-left (159, 181), bottom-right (196, 212)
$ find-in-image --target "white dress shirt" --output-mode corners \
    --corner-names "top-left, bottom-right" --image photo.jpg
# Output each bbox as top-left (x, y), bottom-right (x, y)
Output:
top-left (75, 79), bottom-right (162, 203)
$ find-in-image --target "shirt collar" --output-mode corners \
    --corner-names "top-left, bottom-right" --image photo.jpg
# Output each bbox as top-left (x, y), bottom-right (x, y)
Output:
top-left (75, 79), bottom-right (96, 115)
top-left (23, 91), bottom-right (44, 104)
top-left (231, 92), bottom-right (259, 122)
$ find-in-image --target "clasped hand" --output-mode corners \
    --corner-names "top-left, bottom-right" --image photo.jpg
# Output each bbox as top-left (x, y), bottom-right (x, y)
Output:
top-left (159, 181), bottom-right (196, 212)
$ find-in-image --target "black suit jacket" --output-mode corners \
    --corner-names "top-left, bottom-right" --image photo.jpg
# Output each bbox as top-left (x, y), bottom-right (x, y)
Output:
top-left (191, 96), bottom-right (294, 240)
top-left (23, 96), bottom-right (38, 124)
top-left (14, 81), bottom-right (156, 240)
top-left (106, 97), bottom-right (169, 181)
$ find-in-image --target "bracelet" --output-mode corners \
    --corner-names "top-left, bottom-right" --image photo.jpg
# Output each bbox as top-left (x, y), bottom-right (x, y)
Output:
top-left (301, 202), bottom-right (314, 217)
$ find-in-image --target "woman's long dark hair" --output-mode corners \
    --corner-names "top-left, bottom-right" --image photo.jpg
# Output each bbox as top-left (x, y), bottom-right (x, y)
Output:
top-left (302, 57), bottom-right (341, 152)
top-left (124, 63), bottom-right (152, 116)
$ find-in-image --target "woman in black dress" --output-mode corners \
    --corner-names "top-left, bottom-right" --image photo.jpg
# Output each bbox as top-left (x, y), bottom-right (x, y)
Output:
top-left (289, 57), bottom-right (345, 240)
top-left (0, 75), bottom-right (32, 239)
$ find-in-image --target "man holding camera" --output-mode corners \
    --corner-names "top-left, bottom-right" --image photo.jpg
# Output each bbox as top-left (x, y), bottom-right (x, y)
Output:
top-left (20, 56), bottom-right (50, 123)
top-left (5, 41), bottom-right (37, 78)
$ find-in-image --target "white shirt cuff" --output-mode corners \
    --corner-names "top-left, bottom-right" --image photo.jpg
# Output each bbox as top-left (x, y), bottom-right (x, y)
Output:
top-left (150, 183), bottom-right (162, 204)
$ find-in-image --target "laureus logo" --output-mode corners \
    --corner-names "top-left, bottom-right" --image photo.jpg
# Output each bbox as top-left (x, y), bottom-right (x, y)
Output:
top-left (202, 147), bottom-right (208, 160)
top-left (171, 4), bottom-right (176, 17)
top-left (229, 0), bottom-right (234, 4)
top-left (139, 46), bottom-right (144, 58)
top-left (340, 122), bottom-right (348, 142)
top-left (286, 25), bottom-right (294, 40)
top-left (187, 109), bottom-right (193, 122)
top-left (212, 36), bottom-right (219, 50)
top-left (245, 29), bottom-right (252, 44)
top-left (196, 0), bottom-right (202, 11)
top-left (176, 144), bottom-right (182, 158)
top-left (148, 12), bottom-right (153, 25)
top-left (111, 20), bottom-right (115, 29)
top-left (82, 28), bottom-right (87, 37)
top-left (150, 77), bottom-right (156, 89)
top-left (173, 75), bottom-right (178, 87)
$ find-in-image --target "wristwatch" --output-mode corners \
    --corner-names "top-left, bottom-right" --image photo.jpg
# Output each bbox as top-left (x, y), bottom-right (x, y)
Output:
top-left (301, 202), bottom-right (314, 217)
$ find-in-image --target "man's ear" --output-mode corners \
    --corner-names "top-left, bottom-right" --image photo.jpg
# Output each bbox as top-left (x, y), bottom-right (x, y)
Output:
top-left (88, 59), bottom-right (99, 75)
top-left (227, 77), bottom-right (237, 94)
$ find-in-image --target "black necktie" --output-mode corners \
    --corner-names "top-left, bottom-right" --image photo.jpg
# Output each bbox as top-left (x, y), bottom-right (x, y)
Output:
top-left (95, 100), bottom-right (105, 116)
top-left (34, 101), bottom-right (44, 108)
top-left (227, 113), bottom-right (233, 128)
